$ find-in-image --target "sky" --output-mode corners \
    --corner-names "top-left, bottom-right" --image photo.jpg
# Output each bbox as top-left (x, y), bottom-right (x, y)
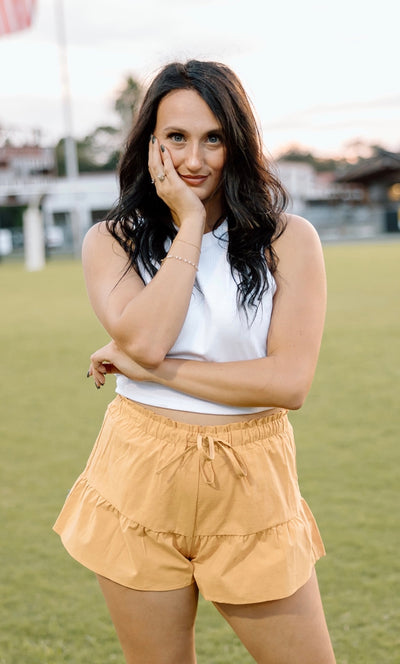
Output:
top-left (0, 0), bottom-right (399, 158)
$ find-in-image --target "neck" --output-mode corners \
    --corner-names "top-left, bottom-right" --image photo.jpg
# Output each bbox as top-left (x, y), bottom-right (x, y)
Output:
top-left (203, 195), bottom-right (225, 234)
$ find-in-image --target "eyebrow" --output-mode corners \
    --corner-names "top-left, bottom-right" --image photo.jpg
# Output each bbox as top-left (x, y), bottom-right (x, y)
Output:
top-left (162, 125), bottom-right (223, 135)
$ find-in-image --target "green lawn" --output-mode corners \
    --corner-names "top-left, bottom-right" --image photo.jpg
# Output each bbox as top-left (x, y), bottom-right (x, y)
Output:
top-left (1, 240), bottom-right (399, 663)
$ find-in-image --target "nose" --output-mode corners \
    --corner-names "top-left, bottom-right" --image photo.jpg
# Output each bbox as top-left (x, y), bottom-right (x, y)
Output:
top-left (185, 141), bottom-right (203, 171)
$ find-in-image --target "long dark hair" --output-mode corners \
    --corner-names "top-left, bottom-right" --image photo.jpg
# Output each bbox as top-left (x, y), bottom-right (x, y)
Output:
top-left (106, 60), bottom-right (288, 310)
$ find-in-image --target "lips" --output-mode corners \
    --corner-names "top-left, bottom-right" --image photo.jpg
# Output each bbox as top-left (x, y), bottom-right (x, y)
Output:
top-left (179, 174), bottom-right (208, 186)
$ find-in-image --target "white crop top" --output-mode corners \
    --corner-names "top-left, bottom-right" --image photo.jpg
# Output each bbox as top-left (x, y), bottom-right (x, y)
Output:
top-left (115, 220), bottom-right (276, 414)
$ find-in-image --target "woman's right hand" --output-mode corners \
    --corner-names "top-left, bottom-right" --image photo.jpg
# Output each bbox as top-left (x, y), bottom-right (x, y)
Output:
top-left (148, 136), bottom-right (206, 228)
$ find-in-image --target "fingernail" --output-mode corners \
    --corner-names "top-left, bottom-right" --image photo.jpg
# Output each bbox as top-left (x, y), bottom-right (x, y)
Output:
top-left (96, 384), bottom-right (100, 390)
top-left (86, 371), bottom-right (90, 378)
top-left (152, 135), bottom-right (156, 144)
top-left (160, 144), bottom-right (165, 152)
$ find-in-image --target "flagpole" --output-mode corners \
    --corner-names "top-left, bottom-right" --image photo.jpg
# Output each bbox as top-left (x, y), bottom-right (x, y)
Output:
top-left (55, 0), bottom-right (78, 178)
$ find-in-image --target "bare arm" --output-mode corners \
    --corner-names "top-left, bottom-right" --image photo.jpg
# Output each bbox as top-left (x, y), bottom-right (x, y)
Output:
top-left (82, 138), bottom-right (206, 368)
top-left (90, 215), bottom-right (327, 410)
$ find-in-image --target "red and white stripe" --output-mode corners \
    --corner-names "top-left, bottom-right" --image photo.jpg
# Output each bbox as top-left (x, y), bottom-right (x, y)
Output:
top-left (0, 0), bottom-right (36, 36)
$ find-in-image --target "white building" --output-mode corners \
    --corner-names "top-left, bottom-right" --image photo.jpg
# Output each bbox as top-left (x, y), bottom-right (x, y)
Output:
top-left (275, 159), bottom-right (377, 240)
top-left (0, 144), bottom-right (55, 182)
top-left (276, 160), bottom-right (316, 214)
top-left (0, 172), bottom-right (119, 257)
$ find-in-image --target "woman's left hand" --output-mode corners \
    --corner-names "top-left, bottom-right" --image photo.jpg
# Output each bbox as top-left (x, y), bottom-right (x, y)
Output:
top-left (87, 340), bottom-right (152, 389)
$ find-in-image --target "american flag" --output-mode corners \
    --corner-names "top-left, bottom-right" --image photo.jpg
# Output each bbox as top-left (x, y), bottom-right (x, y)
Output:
top-left (0, 0), bottom-right (36, 36)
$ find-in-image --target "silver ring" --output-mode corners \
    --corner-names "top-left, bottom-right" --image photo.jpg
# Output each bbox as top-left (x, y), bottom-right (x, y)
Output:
top-left (151, 178), bottom-right (155, 184)
top-left (157, 172), bottom-right (166, 182)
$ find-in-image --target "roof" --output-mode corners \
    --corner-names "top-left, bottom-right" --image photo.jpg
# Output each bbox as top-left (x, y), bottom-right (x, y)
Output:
top-left (336, 150), bottom-right (400, 183)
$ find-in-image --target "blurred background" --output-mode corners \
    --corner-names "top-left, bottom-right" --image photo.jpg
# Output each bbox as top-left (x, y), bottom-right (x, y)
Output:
top-left (0, 0), bottom-right (399, 265)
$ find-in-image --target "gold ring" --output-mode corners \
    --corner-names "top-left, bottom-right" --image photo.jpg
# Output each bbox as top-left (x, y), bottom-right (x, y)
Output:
top-left (157, 173), bottom-right (166, 182)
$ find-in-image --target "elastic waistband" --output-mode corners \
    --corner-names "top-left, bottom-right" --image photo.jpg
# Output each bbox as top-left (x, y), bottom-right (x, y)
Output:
top-left (110, 395), bottom-right (290, 447)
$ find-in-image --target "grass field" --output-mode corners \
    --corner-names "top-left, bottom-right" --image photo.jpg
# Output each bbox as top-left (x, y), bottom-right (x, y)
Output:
top-left (1, 240), bottom-right (399, 663)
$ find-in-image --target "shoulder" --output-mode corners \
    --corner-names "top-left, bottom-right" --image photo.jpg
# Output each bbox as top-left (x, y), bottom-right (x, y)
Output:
top-left (272, 214), bottom-right (325, 283)
top-left (274, 213), bottom-right (322, 261)
top-left (82, 220), bottom-right (113, 250)
top-left (82, 221), bottom-right (128, 264)
top-left (82, 220), bottom-right (109, 252)
top-left (276, 213), bottom-right (320, 247)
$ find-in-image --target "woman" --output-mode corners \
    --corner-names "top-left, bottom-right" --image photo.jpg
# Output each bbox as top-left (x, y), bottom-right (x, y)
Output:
top-left (54, 60), bottom-right (335, 663)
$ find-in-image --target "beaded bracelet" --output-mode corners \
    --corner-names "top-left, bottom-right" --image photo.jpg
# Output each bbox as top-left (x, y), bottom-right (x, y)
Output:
top-left (162, 255), bottom-right (199, 270)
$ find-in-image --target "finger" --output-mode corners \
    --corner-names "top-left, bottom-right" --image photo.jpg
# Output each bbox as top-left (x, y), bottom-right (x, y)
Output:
top-left (148, 135), bottom-right (164, 178)
top-left (90, 349), bottom-right (111, 367)
top-left (159, 143), bottom-right (173, 170)
top-left (87, 360), bottom-right (106, 387)
top-left (93, 371), bottom-right (106, 388)
top-left (94, 364), bottom-right (106, 379)
top-left (160, 144), bottom-right (182, 186)
top-left (89, 368), bottom-right (102, 389)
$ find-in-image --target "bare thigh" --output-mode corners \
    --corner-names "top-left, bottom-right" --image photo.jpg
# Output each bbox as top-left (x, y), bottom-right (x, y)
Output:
top-left (97, 575), bottom-right (199, 664)
top-left (214, 569), bottom-right (336, 664)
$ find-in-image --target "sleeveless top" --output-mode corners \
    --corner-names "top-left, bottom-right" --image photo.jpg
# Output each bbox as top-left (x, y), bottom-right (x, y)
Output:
top-left (115, 220), bottom-right (276, 414)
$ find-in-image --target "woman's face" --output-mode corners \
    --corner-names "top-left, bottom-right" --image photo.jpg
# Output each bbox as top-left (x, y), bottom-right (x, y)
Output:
top-left (153, 89), bottom-right (226, 207)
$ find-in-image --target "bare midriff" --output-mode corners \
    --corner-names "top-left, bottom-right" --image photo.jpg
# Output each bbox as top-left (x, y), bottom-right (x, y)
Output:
top-left (140, 403), bottom-right (283, 425)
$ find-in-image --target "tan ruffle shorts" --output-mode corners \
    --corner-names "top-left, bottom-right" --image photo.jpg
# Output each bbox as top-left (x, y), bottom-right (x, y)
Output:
top-left (53, 395), bottom-right (325, 604)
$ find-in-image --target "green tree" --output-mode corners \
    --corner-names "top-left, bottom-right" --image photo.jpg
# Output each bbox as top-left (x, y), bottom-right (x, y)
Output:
top-left (114, 75), bottom-right (142, 137)
top-left (277, 146), bottom-right (347, 173)
top-left (56, 127), bottom-right (120, 175)
top-left (56, 74), bottom-right (143, 174)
